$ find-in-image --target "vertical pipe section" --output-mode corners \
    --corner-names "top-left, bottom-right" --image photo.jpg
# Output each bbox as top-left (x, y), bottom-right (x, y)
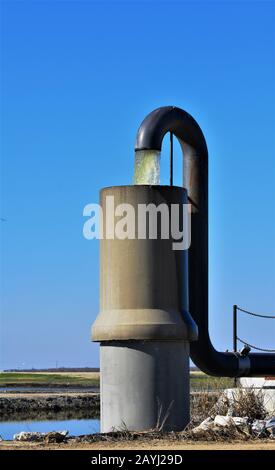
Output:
top-left (233, 305), bottom-right (237, 354)
top-left (233, 304), bottom-right (238, 386)
top-left (92, 185), bottom-right (198, 432)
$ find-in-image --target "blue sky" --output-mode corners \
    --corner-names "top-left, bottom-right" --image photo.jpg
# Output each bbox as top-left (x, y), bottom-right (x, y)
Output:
top-left (1, 0), bottom-right (275, 370)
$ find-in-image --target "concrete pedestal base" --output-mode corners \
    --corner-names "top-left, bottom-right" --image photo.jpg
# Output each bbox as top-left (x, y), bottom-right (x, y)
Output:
top-left (100, 341), bottom-right (190, 433)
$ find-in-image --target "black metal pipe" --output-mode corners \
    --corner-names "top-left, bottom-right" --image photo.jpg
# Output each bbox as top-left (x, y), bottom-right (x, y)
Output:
top-left (233, 305), bottom-right (237, 354)
top-left (233, 304), bottom-right (238, 386)
top-left (135, 106), bottom-right (275, 377)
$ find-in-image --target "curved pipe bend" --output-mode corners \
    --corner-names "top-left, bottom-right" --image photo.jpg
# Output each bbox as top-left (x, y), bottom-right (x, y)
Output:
top-left (136, 106), bottom-right (275, 377)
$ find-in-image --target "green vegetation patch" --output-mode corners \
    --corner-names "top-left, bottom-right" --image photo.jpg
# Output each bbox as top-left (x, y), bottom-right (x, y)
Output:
top-left (0, 371), bottom-right (234, 390)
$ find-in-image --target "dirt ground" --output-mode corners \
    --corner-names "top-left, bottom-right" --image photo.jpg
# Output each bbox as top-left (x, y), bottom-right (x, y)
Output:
top-left (1, 439), bottom-right (275, 451)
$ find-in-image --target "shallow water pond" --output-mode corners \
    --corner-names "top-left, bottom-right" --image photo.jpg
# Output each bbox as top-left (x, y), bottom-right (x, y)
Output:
top-left (0, 418), bottom-right (100, 440)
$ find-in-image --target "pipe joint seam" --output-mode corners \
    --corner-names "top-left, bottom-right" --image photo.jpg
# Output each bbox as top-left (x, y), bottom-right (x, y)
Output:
top-left (237, 356), bottom-right (251, 376)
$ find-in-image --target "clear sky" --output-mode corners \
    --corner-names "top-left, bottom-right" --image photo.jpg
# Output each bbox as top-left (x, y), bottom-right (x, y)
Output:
top-left (1, 0), bottom-right (275, 370)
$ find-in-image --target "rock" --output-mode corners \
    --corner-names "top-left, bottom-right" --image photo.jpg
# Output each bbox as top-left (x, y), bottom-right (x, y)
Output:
top-left (265, 417), bottom-right (275, 428)
top-left (214, 415), bottom-right (235, 427)
top-left (265, 417), bottom-right (275, 436)
top-left (251, 420), bottom-right (266, 435)
top-left (197, 417), bottom-right (214, 430)
top-left (231, 416), bottom-right (250, 435)
top-left (14, 432), bottom-right (45, 442)
top-left (189, 414), bottom-right (275, 439)
top-left (191, 418), bottom-right (215, 435)
top-left (13, 430), bottom-right (68, 442)
top-left (232, 416), bottom-right (249, 427)
top-left (44, 431), bottom-right (68, 443)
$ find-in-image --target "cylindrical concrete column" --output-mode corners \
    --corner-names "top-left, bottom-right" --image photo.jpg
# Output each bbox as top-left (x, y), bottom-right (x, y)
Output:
top-left (100, 341), bottom-right (190, 432)
top-left (92, 185), bottom-right (197, 432)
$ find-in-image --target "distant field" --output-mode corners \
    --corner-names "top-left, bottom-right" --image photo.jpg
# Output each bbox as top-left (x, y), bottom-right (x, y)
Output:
top-left (190, 371), bottom-right (234, 390)
top-left (0, 371), bottom-right (234, 390)
top-left (0, 372), bottom-right (100, 387)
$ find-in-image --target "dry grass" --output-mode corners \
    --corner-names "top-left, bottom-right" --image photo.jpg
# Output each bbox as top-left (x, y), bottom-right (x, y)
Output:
top-left (190, 385), bottom-right (270, 422)
top-left (190, 373), bottom-right (234, 391)
top-left (184, 385), bottom-right (274, 441)
top-left (217, 387), bottom-right (268, 420)
top-left (190, 391), bottom-right (218, 426)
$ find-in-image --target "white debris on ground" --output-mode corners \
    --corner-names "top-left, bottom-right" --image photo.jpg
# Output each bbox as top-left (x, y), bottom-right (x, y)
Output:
top-left (13, 430), bottom-right (68, 442)
top-left (191, 415), bottom-right (275, 438)
top-left (266, 418), bottom-right (275, 436)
